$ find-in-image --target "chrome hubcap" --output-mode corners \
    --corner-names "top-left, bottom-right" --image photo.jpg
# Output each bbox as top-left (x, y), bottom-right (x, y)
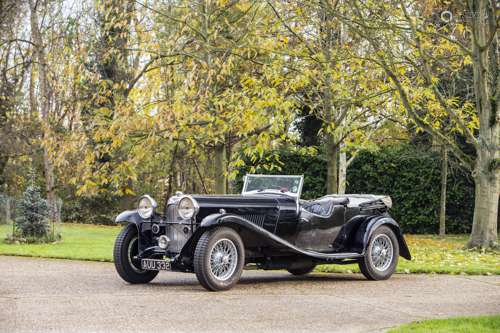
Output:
top-left (209, 238), bottom-right (238, 281)
top-left (370, 234), bottom-right (394, 271)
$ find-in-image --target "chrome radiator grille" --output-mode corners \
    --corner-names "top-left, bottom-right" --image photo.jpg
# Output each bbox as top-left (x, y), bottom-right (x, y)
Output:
top-left (166, 204), bottom-right (178, 222)
top-left (165, 224), bottom-right (190, 253)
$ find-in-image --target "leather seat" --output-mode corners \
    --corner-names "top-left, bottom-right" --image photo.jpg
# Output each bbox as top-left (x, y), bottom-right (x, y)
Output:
top-left (330, 197), bottom-right (349, 206)
top-left (302, 197), bottom-right (349, 216)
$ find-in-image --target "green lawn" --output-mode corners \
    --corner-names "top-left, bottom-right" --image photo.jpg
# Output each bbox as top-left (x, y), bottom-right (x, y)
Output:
top-left (317, 234), bottom-right (500, 275)
top-left (387, 315), bottom-right (500, 333)
top-left (0, 223), bottom-right (121, 262)
top-left (0, 223), bottom-right (499, 275)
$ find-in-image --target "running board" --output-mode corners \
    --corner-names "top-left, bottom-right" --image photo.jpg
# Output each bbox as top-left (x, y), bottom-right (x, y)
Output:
top-left (300, 251), bottom-right (364, 261)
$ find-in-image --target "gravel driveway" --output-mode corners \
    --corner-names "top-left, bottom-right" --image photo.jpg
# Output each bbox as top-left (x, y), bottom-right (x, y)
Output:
top-left (0, 256), bottom-right (499, 333)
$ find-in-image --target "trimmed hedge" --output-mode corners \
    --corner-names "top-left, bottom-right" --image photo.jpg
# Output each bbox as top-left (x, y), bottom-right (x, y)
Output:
top-left (61, 194), bottom-right (121, 225)
top-left (236, 145), bottom-right (476, 234)
top-left (347, 145), bottom-right (474, 234)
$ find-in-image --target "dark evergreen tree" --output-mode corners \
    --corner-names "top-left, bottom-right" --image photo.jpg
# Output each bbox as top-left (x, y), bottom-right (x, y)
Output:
top-left (15, 184), bottom-right (49, 238)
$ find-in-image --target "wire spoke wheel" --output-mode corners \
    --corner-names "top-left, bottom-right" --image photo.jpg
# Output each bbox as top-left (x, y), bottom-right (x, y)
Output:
top-left (209, 238), bottom-right (238, 281)
top-left (194, 228), bottom-right (244, 291)
top-left (369, 234), bottom-right (394, 272)
top-left (359, 226), bottom-right (399, 281)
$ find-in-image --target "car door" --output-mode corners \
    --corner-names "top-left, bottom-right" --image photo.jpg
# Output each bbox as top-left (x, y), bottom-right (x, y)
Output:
top-left (293, 202), bottom-right (346, 252)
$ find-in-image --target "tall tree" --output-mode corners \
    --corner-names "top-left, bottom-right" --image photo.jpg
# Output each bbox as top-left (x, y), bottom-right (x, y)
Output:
top-left (466, 0), bottom-right (499, 247)
top-left (73, 0), bottom-right (138, 196)
top-left (139, 0), bottom-right (294, 194)
top-left (0, 0), bottom-right (28, 187)
top-left (29, 0), bottom-right (57, 223)
top-left (332, 0), bottom-right (498, 247)
top-left (269, 0), bottom-right (390, 194)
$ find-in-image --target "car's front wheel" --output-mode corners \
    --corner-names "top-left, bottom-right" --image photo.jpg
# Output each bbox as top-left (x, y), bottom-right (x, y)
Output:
top-left (114, 223), bottom-right (158, 284)
top-left (359, 225), bottom-right (399, 280)
top-left (194, 227), bottom-right (245, 291)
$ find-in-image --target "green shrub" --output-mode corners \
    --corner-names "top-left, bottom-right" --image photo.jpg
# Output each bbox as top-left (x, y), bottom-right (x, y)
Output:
top-left (61, 194), bottom-right (121, 225)
top-left (14, 184), bottom-right (49, 238)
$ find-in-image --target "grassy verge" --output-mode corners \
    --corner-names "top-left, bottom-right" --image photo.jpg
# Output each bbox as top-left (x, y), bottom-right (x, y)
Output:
top-left (387, 315), bottom-right (500, 333)
top-left (0, 224), bottom-right (499, 274)
top-left (317, 234), bottom-right (500, 275)
top-left (0, 223), bottom-right (120, 262)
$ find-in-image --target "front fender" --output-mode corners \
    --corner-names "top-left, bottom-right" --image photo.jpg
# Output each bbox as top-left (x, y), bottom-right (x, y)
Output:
top-left (363, 216), bottom-right (412, 260)
top-left (200, 213), bottom-right (297, 249)
top-left (115, 210), bottom-right (142, 225)
top-left (200, 213), bottom-right (226, 227)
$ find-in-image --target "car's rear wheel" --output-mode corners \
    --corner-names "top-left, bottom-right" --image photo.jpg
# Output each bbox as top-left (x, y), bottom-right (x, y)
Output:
top-left (194, 227), bottom-right (245, 291)
top-left (359, 225), bottom-right (399, 280)
top-left (114, 223), bottom-right (158, 284)
top-left (287, 263), bottom-right (316, 276)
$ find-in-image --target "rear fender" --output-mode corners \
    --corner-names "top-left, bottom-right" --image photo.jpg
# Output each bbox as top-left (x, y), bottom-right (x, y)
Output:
top-left (362, 216), bottom-right (412, 260)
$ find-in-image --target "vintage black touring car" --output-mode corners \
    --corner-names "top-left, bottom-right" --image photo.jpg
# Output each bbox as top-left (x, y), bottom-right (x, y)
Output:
top-left (114, 174), bottom-right (411, 291)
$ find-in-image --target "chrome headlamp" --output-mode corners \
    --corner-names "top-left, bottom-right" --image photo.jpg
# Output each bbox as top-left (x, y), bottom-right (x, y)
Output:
top-left (177, 195), bottom-right (199, 219)
top-left (138, 195), bottom-right (157, 219)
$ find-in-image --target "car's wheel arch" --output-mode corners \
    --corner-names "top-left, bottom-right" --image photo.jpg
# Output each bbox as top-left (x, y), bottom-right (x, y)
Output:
top-left (183, 214), bottom-right (281, 257)
top-left (177, 222), bottom-right (243, 263)
top-left (361, 216), bottom-right (411, 260)
top-left (118, 221), bottom-right (139, 232)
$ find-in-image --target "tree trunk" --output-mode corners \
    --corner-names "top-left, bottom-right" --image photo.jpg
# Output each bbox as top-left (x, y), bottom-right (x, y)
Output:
top-left (439, 146), bottom-right (447, 236)
top-left (467, 0), bottom-right (499, 248)
top-left (6, 197), bottom-right (11, 224)
top-left (214, 143), bottom-right (227, 194)
top-left (338, 143), bottom-right (347, 194)
top-left (225, 139), bottom-right (232, 194)
top-left (0, 82), bottom-right (9, 187)
top-left (29, 67), bottom-right (37, 119)
top-left (326, 135), bottom-right (338, 194)
top-left (0, 155), bottom-right (7, 188)
top-left (469, 151), bottom-right (499, 247)
top-left (29, 0), bottom-right (57, 224)
top-left (318, 2), bottom-right (339, 195)
top-left (337, 6), bottom-right (348, 196)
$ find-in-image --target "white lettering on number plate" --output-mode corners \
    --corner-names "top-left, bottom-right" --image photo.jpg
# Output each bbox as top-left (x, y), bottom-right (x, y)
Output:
top-left (141, 259), bottom-right (171, 271)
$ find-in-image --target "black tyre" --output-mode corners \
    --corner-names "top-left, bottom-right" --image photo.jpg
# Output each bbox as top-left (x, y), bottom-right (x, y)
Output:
top-left (287, 264), bottom-right (316, 276)
top-left (114, 223), bottom-right (158, 284)
top-left (359, 225), bottom-right (399, 280)
top-left (194, 227), bottom-right (245, 291)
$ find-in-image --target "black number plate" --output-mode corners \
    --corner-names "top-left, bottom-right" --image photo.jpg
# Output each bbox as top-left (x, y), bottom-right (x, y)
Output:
top-left (141, 259), bottom-right (171, 271)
